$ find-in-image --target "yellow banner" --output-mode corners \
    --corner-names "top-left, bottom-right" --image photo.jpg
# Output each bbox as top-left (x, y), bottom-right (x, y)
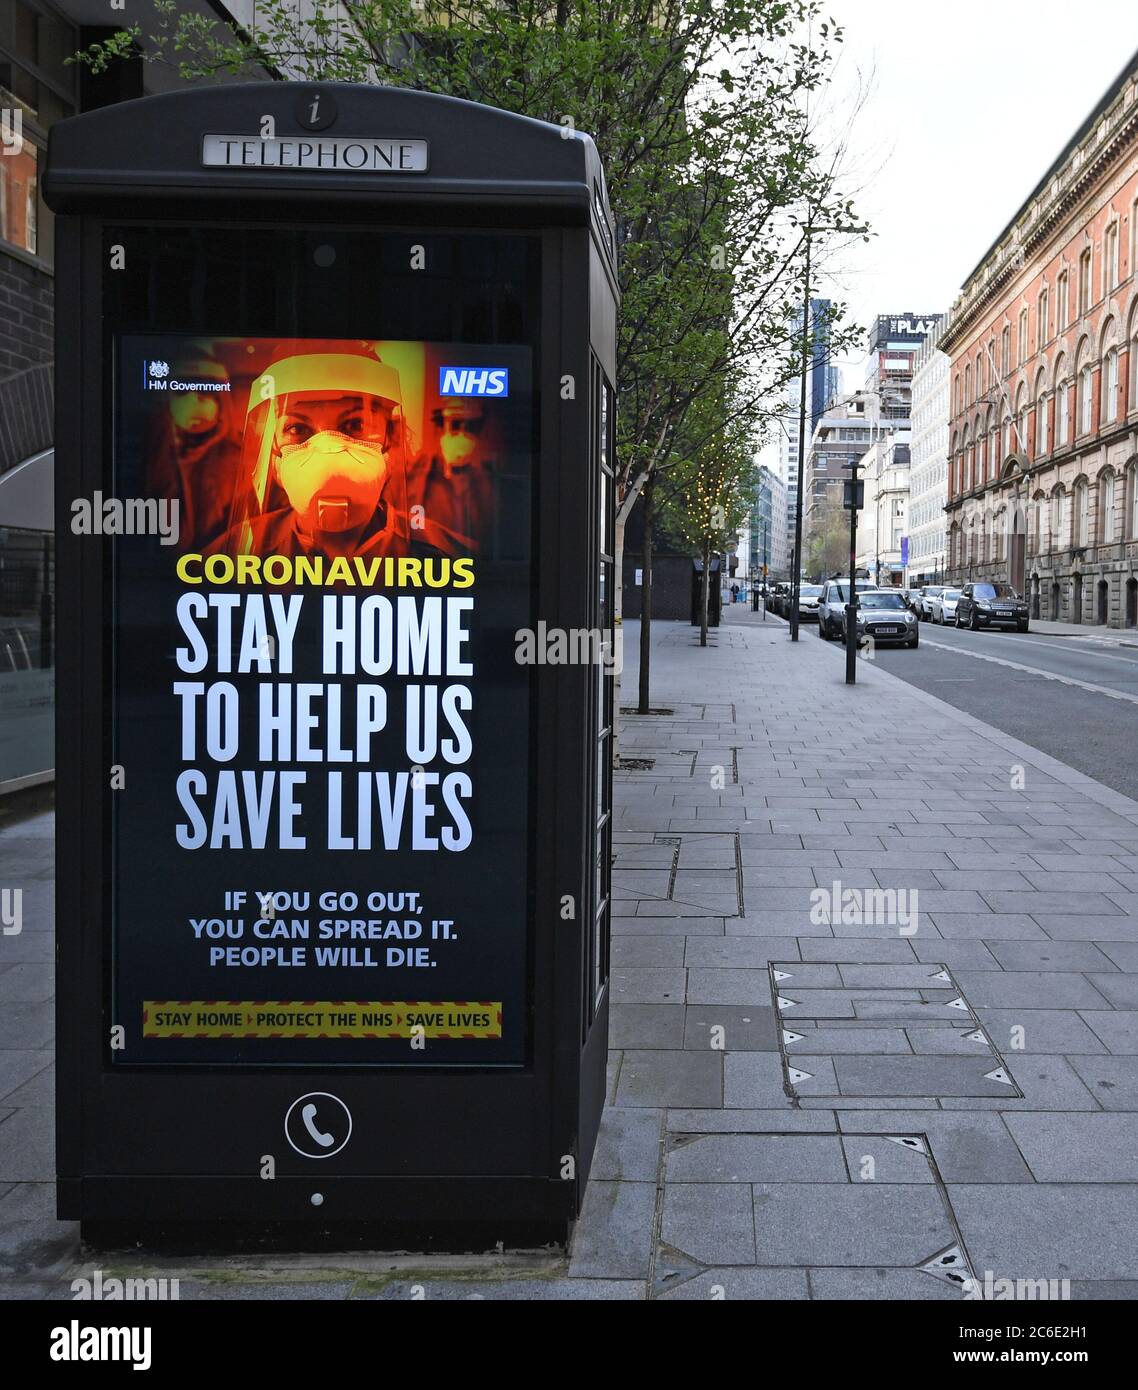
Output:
top-left (143, 1001), bottom-right (503, 1039)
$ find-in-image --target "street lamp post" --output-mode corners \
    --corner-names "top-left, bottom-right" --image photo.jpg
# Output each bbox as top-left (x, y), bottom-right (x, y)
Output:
top-left (763, 519), bottom-right (769, 621)
top-left (845, 456), bottom-right (861, 685)
top-left (789, 228), bottom-right (812, 643)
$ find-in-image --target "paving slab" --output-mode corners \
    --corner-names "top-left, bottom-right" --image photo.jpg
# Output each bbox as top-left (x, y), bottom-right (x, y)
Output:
top-left (938, 1056), bottom-right (1099, 1111)
top-left (973, 1008), bottom-right (1109, 1055)
top-left (609, 1005), bottom-right (685, 1051)
top-left (831, 1055), bottom-right (1018, 1098)
top-left (1066, 1054), bottom-right (1138, 1109)
top-left (751, 1183), bottom-right (953, 1266)
top-left (953, 970), bottom-right (1112, 1009)
top-left (836, 1111), bottom-right (1034, 1182)
top-left (568, 1181), bottom-right (657, 1279)
top-left (986, 940), bottom-right (1120, 972)
top-left (659, 1183), bottom-right (756, 1265)
top-left (1079, 1010), bottom-right (1138, 1053)
top-left (808, 1268), bottom-right (964, 1299)
top-left (682, 938), bottom-right (802, 968)
top-left (614, 1051), bottom-right (722, 1108)
top-left (683, 1005), bottom-right (777, 1052)
top-left (685, 968), bottom-right (774, 1006)
top-left (611, 937), bottom-right (687, 968)
top-left (611, 968), bottom-right (686, 1004)
top-left (589, 1109), bottom-right (663, 1182)
top-left (656, 1268), bottom-right (809, 1300)
top-left (1002, 1113), bottom-right (1138, 1181)
top-left (839, 1135), bottom-right (935, 1183)
top-left (666, 1109), bottom-right (837, 1133)
top-left (947, 1185), bottom-right (1138, 1280)
top-left (783, 1027), bottom-right (912, 1054)
top-left (664, 1134), bottom-right (847, 1183)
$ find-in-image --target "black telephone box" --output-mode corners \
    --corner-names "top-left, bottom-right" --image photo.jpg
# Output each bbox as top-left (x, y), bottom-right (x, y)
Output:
top-left (44, 83), bottom-right (617, 1248)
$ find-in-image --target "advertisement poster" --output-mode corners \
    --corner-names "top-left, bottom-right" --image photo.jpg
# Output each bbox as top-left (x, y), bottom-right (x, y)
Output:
top-left (110, 335), bottom-right (535, 1065)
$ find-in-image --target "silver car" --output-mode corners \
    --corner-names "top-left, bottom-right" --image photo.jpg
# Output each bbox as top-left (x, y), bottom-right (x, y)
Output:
top-left (817, 579), bottom-right (877, 639)
top-left (928, 588), bottom-right (963, 624)
top-left (840, 590), bottom-right (920, 648)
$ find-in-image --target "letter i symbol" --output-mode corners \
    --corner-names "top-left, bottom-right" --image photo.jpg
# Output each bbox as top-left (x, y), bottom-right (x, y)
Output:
top-left (309, 96), bottom-right (321, 125)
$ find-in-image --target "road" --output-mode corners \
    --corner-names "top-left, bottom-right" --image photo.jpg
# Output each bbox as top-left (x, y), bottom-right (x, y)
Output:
top-left (850, 618), bottom-right (1138, 799)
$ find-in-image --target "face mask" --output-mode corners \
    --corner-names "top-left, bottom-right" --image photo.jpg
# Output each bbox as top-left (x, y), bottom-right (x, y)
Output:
top-left (440, 430), bottom-right (478, 470)
top-left (276, 430), bottom-right (387, 533)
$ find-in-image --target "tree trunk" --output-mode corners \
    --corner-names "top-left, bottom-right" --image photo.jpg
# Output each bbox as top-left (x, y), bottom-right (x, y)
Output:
top-left (638, 475), bottom-right (654, 713)
top-left (700, 537), bottom-right (711, 648)
top-left (612, 510), bottom-right (626, 763)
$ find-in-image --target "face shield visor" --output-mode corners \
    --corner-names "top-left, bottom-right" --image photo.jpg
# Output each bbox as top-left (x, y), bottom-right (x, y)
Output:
top-left (232, 352), bottom-right (408, 553)
top-left (432, 400), bottom-right (486, 476)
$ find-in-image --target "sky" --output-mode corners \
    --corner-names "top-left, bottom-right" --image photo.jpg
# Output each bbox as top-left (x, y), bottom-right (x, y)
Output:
top-left (810, 0), bottom-right (1138, 385)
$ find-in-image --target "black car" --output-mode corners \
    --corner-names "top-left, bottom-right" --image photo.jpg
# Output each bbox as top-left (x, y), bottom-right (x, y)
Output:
top-left (955, 581), bottom-right (1029, 632)
top-left (839, 590), bottom-right (920, 648)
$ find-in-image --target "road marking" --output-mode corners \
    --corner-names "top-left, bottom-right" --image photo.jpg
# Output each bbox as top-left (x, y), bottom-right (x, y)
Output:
top-left (920, 635), bottom-right (1138, 707)
top-left (960, 630), bottom-right (1138, 668)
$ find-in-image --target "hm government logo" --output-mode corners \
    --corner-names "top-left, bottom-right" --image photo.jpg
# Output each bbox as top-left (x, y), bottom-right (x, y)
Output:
top-left (147, 360), bottom-right (169, 380)
top-left (439, 366), bottom-right (509, 397)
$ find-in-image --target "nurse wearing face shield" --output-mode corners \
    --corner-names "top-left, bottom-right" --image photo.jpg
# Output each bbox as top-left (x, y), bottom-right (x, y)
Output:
top-left (406, 398), bottom-right (495, 554)
top-left (219, 350), bottom-right (426, 560)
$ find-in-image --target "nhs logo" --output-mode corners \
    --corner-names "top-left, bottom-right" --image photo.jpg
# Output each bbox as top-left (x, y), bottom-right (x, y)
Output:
top-left (439, 366), bottom-right (509, 397)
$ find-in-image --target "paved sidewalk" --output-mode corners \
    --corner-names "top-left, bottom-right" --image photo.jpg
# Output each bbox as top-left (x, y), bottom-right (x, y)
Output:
top-left (3, 607), bottom-right (1138, 1299)
top-left (1017, 617), bottom-right (1138, 644)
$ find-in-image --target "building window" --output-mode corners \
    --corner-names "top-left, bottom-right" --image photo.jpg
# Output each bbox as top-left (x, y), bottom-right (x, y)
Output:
top-left (1035, 378), bottom-right (1048, 456)
top-left (1130, 305), bottom-right (1138, 413)
top-left (1131, 466), bottom-right (1138, 540)
top-left (1102, 471), bottom-right (1117, 543)
top-left (1057, 270), bottom-right (1069, 327)
top-left (1037, 288), bottom-right (1048, 349)
top-left (1075, 339), bottom-right (1094, 434)
top-left (1103, 343), bottom-right (1120, 424)
top-left (1001, 325), bottom-right (1011, 376)
top-left (964, 364), bottom-right (971, 406)
top-left (1074, 480), bottom-right (1090, 547)
top-left (1050, 490), bottom-right (1061, 546)
top-left (1055, 355), bottom-right (1070, 445)
top-left (1018, 307), bottom-right (1028, 364)
top-left (1078, 247), bottom-right (1092, 316)
top-left (0, 0), bottom-right (78, 263)
top-left (1104, 221), bottom-right (1119, 293)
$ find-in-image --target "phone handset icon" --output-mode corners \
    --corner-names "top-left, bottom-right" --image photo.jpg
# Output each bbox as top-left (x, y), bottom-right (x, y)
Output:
top-left (301, 1102), bottom-right (335, 1149)
top-left (285, 1092), bottom-right (352, 1158)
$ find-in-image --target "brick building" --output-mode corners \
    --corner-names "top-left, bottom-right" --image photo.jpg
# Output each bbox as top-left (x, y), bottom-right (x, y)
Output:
top-left (941, 48), bottom-right (1138, 627)
top-left (0, 0), bottom-right (283, 794)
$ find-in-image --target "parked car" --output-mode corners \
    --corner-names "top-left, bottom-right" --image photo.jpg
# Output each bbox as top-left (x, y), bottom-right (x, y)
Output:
top-left (926, 587), bottom-right (962, 624)
top-left (839, 589), bottom-right (919, 648)
top-left (955, 581), bottom-right (1030, 632)
top-left (797, 583), bottom-right (824, 622)
top-left (768, 582), bottom-right (789, 617)
top-left (915, 585), bottom-right (944, 621)
top-left (817, 578), bottom-right (877, 639)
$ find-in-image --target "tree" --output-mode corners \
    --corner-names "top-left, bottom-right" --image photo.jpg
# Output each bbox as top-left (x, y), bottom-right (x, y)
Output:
top-left (76, 0), bottom-right (866, 708)
top-left (806, 499), bottom-right (849, 580)
top-left (657, 405), bottom-right (757, 647)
